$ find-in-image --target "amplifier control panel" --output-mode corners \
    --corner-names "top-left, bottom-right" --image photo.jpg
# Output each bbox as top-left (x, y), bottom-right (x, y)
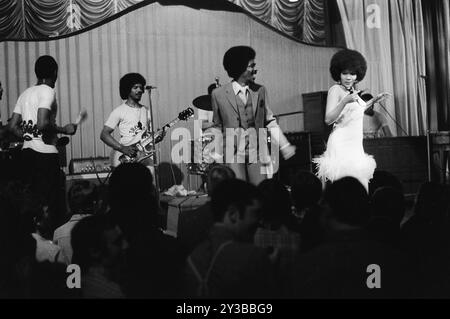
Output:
top-left (69, 157), bottom-right (112, 174)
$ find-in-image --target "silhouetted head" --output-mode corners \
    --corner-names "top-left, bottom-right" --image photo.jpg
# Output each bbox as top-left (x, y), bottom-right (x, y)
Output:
top-left (369, 170), bottom-right (403, 197)
top-left (211, 179), bottom-right (263, 242)
top-left (257, 179), bottom-right (293, 227)
top-left (323, 177), bottom-right (370, 227)
top-left (71, 214), bottom-right (128, 270)
top-left (413, 181), bottom-right (450, 222)
top-left (291, 170), bottom-right (323, 211)
top-left (68, 180), bottom-right (98, 215)
top-left (108, 163), bottom-right (158, 237)
top-left (371, 186), bottom-right (406, 226)
top-left (206, 164), bottom-right (236, 196)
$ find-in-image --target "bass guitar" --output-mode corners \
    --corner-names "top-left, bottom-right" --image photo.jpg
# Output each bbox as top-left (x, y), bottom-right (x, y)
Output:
top-left (110, 107), bottom-right (194, 167)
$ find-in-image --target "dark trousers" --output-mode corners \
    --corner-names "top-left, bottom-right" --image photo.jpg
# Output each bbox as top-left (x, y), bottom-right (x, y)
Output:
top-left (20, 148), bottom-right (66, 233)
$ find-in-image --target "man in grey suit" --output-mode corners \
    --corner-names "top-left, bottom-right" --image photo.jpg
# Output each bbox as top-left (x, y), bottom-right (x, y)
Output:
top-left (210, 46), bottom-right (295, 185)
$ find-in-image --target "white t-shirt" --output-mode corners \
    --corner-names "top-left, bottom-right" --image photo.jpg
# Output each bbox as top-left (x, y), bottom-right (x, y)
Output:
top-left (13, 84), bottom-right (58, 154)
top-left (104, 102), bottom-right (150, 146)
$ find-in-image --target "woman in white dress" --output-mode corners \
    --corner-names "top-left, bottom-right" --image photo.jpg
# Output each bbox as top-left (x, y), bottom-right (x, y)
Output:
top-left (313, 49), bottom-right (388, 191)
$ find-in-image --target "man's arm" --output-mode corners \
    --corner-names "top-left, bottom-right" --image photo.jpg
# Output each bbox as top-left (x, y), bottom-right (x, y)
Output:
top-left (100, 125), bottom-right (136, 157)
top-left (261, 87), bottom-right (296, 160)
top-left (37, 108), bottom-right (77, 135)
top-left (7, 112), bottom-right (23, 138)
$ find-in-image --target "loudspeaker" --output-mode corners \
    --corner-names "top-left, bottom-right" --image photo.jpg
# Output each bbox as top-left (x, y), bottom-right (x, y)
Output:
top-left (363, 137), bottom-right (428, 195)
top-left (302, 91), bottom-right (331, 156)
top-left (161, 195), bottom-right (209, 239)
top-left (277, 132), bottom-right (312, 186)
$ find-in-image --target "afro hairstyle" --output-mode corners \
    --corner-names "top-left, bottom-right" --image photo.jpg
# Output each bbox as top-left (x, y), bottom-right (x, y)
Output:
top-left (119, 73), bottom-right (146, 100)
top-left (223, 46), bottom-right (256, 80)
top-left (35, 55), bottom-right (58, 79)
top-left (329, 49), bottom-right (367, 82)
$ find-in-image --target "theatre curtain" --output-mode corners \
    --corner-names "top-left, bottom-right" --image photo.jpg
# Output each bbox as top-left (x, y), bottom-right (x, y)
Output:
top-left (0, 0), bottom-right (143, 39)
top-left (0, 0), bottom-right (332, 46)
top-left (422, 0), bottom-right (450, 132)
top-left (336, 0), bottom-right (427, 136)
top-left (230, 0), bottom-right (329, 45)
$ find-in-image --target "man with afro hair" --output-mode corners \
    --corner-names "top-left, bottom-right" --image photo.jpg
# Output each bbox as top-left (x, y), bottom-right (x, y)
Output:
top-left (101, 73), bottom-right (164, 167)
top-left (209, 46), bottom-right (295, 185)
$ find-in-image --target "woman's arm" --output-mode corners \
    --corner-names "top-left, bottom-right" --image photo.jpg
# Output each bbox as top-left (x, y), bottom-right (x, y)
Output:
top-left (362, 92), bottom-right (390, 112)
top-left (324, 86), bottom-right (360, 125)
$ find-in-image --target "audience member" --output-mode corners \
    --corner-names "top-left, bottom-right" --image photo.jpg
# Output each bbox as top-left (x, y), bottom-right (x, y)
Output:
top-left (182, 164), bottom-right (236, 252)
top-left (290, 177), bottom-right (415, 298)
top-left (368, 169), bottom-right (403, 197)
top-left (184, 179), bottom-right (275, 298)
top-left (71, 214), bottom-right (128, 298)
top-left (254, 178), bottom-right (300, 295)
top-left (53, 180), bottom-right (98, 264)
top-left (108, 162), bottom-right (186, 298)
top-left (290, 170), bottom-right (324, 252)
top-left (367, 186), bottom-right (405, 246)
top-left (0, 180), bottom-right (69, 298)
top-left (401, 181), bottom-right (450, 297)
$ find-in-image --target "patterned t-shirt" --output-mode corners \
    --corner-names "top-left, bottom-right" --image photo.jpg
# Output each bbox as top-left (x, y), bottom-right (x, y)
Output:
top-left (13, 84), bottom-right (58, 154)
top-left (104, 103), bottom-right (150, 146)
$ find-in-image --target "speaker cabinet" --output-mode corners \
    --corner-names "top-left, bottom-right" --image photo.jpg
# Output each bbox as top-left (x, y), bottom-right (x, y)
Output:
top-left (363, 137), bottom-right (428, 195)
top-left (302, 91), bottom-right (331, 156)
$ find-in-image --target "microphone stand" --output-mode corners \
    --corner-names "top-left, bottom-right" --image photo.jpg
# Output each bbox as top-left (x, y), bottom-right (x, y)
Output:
top-left (377, 100), bottom-right (409, 137)
top-left (146, 87), bottom-right (161, 205)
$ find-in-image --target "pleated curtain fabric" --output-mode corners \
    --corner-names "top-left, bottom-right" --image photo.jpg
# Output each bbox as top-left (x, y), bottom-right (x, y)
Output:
top-left (336, 0), bottom-right (427, 136)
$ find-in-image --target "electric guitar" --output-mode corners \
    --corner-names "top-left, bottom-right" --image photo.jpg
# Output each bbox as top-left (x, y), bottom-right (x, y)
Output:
top-left (42, 109), bottom-right (88, 146)
top-left (110, 107), bottom-right (194, 167)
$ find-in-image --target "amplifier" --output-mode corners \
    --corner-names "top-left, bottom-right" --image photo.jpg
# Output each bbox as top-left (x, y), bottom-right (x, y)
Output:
top-left (69, 157), bottom-right (112, 174)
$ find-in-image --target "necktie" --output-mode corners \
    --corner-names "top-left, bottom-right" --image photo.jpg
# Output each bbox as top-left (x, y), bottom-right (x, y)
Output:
top-left (238, 89), bottom-right (248, 104)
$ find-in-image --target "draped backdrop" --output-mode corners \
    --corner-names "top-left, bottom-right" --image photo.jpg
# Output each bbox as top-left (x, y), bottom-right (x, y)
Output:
top-left (0, 0), bottom-right (331, 46)
top-left (422, 0), bottom-right (450, 132)
top-left (0, 2), bottom-right (338, 191)
top-left (336, 0), bottom-right (427, 136)
top-left (0, 0), bottom-right (439, 189)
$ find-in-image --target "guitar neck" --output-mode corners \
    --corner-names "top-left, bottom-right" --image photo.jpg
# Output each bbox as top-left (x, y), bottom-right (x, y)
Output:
top-left (139, 117), bottom-right (182, 148)
top-left (160, 117), bottom-right (182, 131)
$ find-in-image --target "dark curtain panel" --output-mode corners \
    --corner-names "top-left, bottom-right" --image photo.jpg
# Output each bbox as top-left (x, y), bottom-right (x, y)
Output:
top-left (324, 0), bottom-right (346, 47)
top-left (422, 0), bottom-right (450, 131)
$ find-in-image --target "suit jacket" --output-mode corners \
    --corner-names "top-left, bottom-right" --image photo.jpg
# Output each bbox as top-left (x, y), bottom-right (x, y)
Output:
top-left (211, 82), bottom-right (277, 132)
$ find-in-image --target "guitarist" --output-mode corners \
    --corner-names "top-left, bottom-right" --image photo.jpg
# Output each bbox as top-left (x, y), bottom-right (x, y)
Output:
top-left (100, 73), bottom-right (165, 168)
top-left (7, 55), bottom-right (78, 232)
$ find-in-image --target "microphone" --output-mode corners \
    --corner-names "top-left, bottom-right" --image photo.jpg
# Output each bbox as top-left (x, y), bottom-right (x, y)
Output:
top-left (145, 85), bottom-right (157, 90)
